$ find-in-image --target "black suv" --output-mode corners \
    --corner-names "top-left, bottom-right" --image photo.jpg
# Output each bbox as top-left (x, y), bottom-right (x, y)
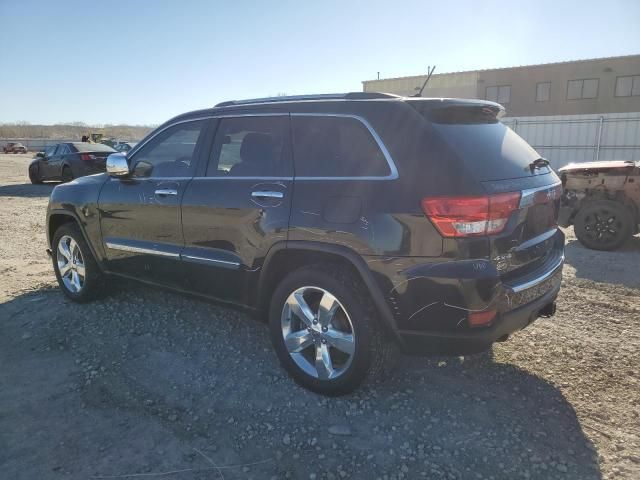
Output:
top-left (46, 93), bottom-right (564, 395)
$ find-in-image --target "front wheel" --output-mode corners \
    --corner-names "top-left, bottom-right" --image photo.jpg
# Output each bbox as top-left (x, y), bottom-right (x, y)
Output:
top-left (574, 199), bottom-right (633, 251)
top-left (28, 164), bottom-right (42, 184)
top-left (52, 223), bottom-right (105, 302)
top-left (269, 264), bottom-right (395, 395)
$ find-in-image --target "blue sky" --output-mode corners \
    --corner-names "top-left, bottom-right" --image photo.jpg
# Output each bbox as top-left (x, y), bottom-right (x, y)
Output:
top-left (1, 0), bottom-right (639, 125)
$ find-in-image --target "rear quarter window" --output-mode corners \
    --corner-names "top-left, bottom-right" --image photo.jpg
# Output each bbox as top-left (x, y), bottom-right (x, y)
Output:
top-left (292, 115), bottom-right (391, 178)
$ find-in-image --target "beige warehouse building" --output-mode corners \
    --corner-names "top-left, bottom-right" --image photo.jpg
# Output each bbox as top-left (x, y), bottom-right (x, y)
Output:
top-left (362, 55), bottom-right (640, 117)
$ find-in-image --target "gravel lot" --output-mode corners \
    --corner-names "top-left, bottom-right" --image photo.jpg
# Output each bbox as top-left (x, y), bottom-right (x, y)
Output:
top-left (1, 153), bottom-right (638, 480)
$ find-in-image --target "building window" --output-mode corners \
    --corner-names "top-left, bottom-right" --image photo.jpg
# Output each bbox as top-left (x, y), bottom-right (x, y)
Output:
top-left (486, 85), bottom-right (511, 104)
top-left (567, 78), bottom-right (599, 100)
top-left (615, 75), bottom-right (640, 97)
top-left (536, 82), bottom-right (551, 102)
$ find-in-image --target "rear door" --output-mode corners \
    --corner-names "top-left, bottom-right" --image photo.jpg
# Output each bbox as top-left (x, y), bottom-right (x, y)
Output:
top-left (98, 119), bottom-right (209, 287)
top-left (180, 113), bottom-right (293, 305)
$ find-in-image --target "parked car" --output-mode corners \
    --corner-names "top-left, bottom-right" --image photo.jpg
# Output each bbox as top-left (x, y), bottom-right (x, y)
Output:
top-left (29, 142), bottom-right (116, 183)
top-left (45, 93), bottom-right (564, 395)
top-left (114, 142), bottom-right (137, 153)
top-left (3, 142), bottom-right (27, 154)
top-left (558, 160), bottom-right (639, 250)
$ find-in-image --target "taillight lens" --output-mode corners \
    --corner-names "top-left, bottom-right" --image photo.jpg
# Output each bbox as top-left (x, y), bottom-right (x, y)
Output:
top-left (421, 192), bottom-right (521, 237)
top-left (80, 153), bottom-right (96, 161)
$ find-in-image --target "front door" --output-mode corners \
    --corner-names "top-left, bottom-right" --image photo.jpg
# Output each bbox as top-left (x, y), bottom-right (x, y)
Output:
top-left (181, 114), bottom-right (293, 305)
top-left (98, 119), bottom-right (210, 287)
top-left (43, 143), bottom-right (67, 179)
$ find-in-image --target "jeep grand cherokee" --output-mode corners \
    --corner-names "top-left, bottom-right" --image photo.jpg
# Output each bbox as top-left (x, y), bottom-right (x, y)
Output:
top-left (46, 92), bottom-right (563, 395)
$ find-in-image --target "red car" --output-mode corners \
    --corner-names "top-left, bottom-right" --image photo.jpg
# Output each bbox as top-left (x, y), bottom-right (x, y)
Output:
top-left (3, 142), bottom-right (28, 154)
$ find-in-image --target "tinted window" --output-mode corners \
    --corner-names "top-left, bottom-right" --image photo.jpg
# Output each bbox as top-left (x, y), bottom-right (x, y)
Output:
top-left (206, 116), bottom-right (291, 177)
top-left (291, 116), bottom-right (390, 177)
top-left (130, 120), bottom-right (205, 177)
top-left (431, 122), bottom-right (547, 182)
top-left (54, 144), bottom-right (67, 155)
top-left (44, 145), bottom-right (56, 157)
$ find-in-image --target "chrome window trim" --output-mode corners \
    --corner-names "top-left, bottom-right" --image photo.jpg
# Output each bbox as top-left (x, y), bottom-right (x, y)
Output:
top-left (129, 112), bottom-right (399, 182)
top-left (291, 113), bottom-right (398, 181)
top-left (105, 241), bottom-right (180, 259)
top-left (519, 181), bottom-right (562, 208)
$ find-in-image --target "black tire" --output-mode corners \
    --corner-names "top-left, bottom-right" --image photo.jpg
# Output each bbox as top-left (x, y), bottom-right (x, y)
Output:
top-left (52, 223), bottom-right (105, 302)
top-left (28, 164), bottom-right (42, 184)
top-left (61, 166), bottom-right (73, 183)
top-left (269, 264), bottom-right (396, 395)
top-left (574, 199), bottom-right (633, 251)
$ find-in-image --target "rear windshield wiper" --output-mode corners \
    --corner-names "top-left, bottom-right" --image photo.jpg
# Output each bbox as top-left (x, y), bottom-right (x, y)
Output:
top-left (529, 158), bottom-right (550, 173)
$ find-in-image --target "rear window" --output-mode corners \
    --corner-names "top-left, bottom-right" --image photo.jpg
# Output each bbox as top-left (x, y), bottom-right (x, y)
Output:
top-left (73, 142), bottom-right (116, 153)
top-left (292, 116), bottom-right (391, 178)
top-left (431, 122), bottom-right (548, 181)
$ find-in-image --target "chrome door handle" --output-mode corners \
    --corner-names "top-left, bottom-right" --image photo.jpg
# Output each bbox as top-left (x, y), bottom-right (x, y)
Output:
top-left (251, 191), bottom-right (284, 199)
top-left (155, 189), bottom-right (178, 196)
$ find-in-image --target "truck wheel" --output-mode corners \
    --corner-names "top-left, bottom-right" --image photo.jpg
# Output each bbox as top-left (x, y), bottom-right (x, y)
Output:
top-left (52, 223), bottom-right (105, 302)
top-left (269, 264), bottom-right (396, 395)
top-left (574, 199), bottom-right (633, 251)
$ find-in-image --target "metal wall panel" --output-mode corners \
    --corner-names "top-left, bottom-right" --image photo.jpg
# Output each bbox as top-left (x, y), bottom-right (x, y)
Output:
top-left (503, 112), bottom-right (640, 169)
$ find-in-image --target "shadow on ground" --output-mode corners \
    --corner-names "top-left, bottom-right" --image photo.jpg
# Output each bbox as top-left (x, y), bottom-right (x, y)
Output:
top-left (0, 182), bottom-right (55, 198)
top-left (564, 235), bottom-right (640, 288)
top-left (0, 286), bottom-right (602, 479)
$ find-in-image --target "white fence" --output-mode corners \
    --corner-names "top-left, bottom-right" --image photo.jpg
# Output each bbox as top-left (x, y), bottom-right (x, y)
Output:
top-left (503, 112), bottom-right (640, 170)
top-left (0, 138), bottom-right (76, 152)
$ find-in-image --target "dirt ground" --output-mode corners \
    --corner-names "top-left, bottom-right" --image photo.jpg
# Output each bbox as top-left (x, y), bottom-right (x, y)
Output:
top-left (0, 153), bottom-right (638, 480)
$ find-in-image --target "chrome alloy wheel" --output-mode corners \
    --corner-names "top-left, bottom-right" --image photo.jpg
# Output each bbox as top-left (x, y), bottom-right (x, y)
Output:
top-left (56, 235), bottom-right (85, 293)
top-left (281, 286), bottom-right (356, 380)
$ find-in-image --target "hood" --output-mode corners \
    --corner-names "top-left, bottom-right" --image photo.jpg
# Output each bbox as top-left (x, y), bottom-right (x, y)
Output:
top-left (558, 160), bottom-right (637, 173)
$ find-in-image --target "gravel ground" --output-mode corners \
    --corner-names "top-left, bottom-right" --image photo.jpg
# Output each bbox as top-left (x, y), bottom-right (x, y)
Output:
top-left (0, 153), bottom-right (638, 480)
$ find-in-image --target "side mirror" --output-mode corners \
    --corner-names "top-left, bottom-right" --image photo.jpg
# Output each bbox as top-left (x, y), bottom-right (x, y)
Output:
top-left (106, 153), bottom-right (130, 177)
top-left (36, 151), bottom-right (45, 158)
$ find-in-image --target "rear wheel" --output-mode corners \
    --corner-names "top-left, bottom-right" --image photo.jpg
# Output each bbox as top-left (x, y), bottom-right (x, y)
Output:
top-left (574, 199), bottom-right (633, 251)
top-left (52, 223), bottom-right (105, 302)
top-left (269, 264), bottom-right (395, 395)
top-left (61, 166), bottom-right (73, 183)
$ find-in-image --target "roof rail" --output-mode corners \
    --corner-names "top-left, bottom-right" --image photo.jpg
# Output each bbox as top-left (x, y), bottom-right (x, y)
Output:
top-left (214, 92), bottom-right (399, 107)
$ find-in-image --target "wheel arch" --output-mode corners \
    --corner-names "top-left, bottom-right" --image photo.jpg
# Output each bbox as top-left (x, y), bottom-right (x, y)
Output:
top-left (47, 211), bottom-right (104, 271)
top-left (256, 241), bottom-right (402, 343)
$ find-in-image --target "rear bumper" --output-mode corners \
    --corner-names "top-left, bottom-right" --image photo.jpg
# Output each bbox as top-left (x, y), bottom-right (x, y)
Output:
top-left (397, 279), bottom-right (560, 355)
top-left (366, 233), bottom-right (565, 356)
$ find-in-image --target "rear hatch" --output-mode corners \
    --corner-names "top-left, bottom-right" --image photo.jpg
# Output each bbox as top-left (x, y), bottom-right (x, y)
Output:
top-left (412, 100), bottom-right (562, 279)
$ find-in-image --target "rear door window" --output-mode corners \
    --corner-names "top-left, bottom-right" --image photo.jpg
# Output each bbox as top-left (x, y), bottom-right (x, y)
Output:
top-left (206, 115), bottom-right (291, 177)
top-left (291, 115), bottom-right (391, 178)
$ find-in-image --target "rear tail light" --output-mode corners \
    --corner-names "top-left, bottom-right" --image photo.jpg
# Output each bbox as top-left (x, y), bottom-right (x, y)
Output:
top-left (421, 192), bottom-right (521, 237)
top-left (80, 153), bottom-right (97, 161)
